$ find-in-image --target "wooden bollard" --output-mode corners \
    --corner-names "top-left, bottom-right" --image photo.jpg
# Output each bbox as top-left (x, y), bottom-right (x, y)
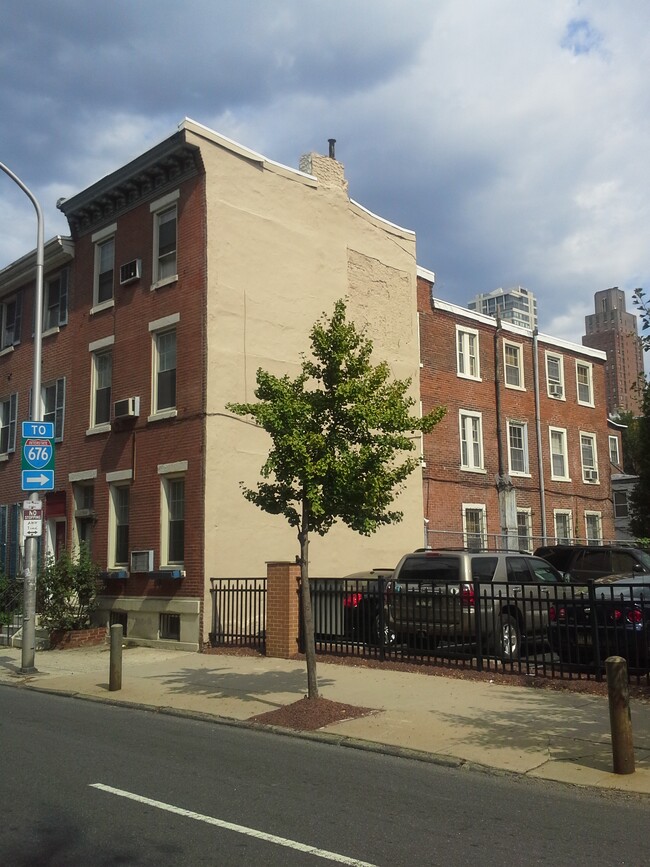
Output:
top-left (606, 656), bottom-right (635, 775)
top-left (109, 623), bottom-right (123, 692)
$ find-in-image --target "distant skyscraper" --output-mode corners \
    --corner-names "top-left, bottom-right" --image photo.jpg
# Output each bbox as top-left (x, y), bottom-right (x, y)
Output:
top-left (468, 286), bottom-right (538, 330)
top-left (582, 287), bottom-right (644, 416)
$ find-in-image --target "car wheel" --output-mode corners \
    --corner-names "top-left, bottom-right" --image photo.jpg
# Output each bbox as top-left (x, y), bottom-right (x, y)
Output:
top-left (499, 615), bottom-right (521, 662)
top-left (373, 611), bottom-right (396, 647)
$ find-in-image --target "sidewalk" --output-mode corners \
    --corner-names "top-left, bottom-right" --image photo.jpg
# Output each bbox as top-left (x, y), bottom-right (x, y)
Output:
top-left (1, 643), bottom-right (650, 795)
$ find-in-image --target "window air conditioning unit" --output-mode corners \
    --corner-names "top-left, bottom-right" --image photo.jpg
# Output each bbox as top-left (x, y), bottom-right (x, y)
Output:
top-left (113, 396), bottom-right (140, 420)
top-left (549, 383), bottom-right (563, 397)
top-left (131, 550), bottom-right (154, 573)
top-left (119, 258), bottom-right (142, 285)
top-left (584, 469), bottom-right (598, 482)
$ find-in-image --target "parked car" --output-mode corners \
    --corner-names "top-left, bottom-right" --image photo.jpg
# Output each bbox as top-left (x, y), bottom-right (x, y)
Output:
top-left (310, 569), bottom-right (394, 645)
top-left (387, 549), bottom-right (566, 661)
top-left (533, 544), bottom-right (650, 583)
top-left (549, 573), bottom-right (650, 667)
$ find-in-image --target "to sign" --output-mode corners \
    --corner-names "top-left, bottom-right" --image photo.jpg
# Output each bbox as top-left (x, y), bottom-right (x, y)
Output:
top-left (21, 421), bottom-right (55, 491)
top-left (23, 500), bottom-right (43, 538)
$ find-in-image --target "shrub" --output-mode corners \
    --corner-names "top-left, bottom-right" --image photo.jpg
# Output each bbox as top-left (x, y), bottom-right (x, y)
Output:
top-left (37, 544), bottom-right (101, 631)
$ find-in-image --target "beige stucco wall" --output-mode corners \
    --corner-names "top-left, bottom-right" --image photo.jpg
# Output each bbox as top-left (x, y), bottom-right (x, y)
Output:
top-left (184, 125), bottom-right (424, 636)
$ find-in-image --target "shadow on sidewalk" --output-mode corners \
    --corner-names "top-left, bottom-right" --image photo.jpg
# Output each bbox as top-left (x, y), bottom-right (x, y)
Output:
top-left (146, 664), bottom-right (336, 710)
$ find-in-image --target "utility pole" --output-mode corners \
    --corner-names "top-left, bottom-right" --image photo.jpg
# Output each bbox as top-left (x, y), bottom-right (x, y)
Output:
top-left (0, 162), bottom-right (44, 674)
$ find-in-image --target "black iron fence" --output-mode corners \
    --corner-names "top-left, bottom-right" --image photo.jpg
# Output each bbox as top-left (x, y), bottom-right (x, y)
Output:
top-left (209, 577), bottom-right (266, 650)
top-left (0, 576), bottom-right (22, 646)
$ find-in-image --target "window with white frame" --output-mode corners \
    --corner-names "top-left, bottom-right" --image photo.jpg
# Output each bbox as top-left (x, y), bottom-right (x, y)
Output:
top-left (151, 190), bottom-right (179, 285)
top-left (73, 483), bottom-right (95, 556)
top-left (459, 410), bottom-right (484, 471)
top-left (1, 292), bottom-right (21, 350)
top-left (160, 472), bottom-right (185, 566)
top-left (91, 349), bottom-right (112, 428)
top-left (153, 328), bottom-right (176, 414)
top-left (585, 512), bottom-right (603, 544)
top-left (463, 504), bottom-right (487, 551)
top-left (580, 432), bottom-right (599, 483)
top-left (109, 484), bottom-right (130, 567)
top-left (43, 269), bottom-right (68, 331)
top-left (0, 393), bottom-right (17, 455)
top-left (31, 378), bottom-right (65, 442)
top-left (549, 427), bottom-right (569, 480)
top-left (516, 509), bottom-right (532, 552)
top-left (456, 326), bottom-right (480, 380)
top-left (576, 361), bottom-right (594, 406)
top-left (614, 490), bottom-right (629, 518)
top-left (95, 236), bottom-right (115, 306)
top-left (545, 352), bottom-right (564, 399)
top-left (507, 420), bottom-right (529, 475)
top-left (553, 510), bottom-right (573, 544)
top-left (503, 340), bottom-right (524, 389)
top-left (609, 435), bottom-right (620, 466)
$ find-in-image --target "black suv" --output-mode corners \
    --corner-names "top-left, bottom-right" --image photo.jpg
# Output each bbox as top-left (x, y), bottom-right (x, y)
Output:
top-left (533, 545), bottom-right (650, 583)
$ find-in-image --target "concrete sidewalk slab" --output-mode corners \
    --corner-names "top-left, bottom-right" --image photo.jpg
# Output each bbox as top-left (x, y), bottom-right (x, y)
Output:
top-left (2, 645), bottom-right (650, 795)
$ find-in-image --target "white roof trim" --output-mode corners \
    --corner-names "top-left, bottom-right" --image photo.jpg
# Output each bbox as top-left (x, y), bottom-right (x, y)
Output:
top-left (349, 199), bottom-right (415, 236)
top-left (417, 266), bottom-right (436, 283)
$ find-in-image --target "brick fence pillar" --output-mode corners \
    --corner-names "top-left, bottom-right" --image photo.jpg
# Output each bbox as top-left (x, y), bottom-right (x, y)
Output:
top-left (265, 561), bottom-right (301, 659)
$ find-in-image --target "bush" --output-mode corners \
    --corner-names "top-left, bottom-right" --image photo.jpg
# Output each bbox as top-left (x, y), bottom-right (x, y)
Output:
top-left (0, 573), bottom-right (22, 626)
top-left (37, 544), bottom-right (101, 631)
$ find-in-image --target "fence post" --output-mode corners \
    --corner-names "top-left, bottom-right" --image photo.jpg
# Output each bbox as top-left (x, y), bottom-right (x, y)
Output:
top-left (109, 623), bottom-right (123, 692)
top-left (606, 655), bottom-right (635, 775)
top-left (588, 580), bottom-right (603, 681)
top-left (266, 561), bottom-right (301, 659)
top-left (474, 577), bottom-right (483, 673)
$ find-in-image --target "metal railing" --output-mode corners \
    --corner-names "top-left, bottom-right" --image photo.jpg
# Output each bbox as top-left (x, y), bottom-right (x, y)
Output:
top-left (0, 577), bottom-right (23, 646)
top-left (424, 529), bottom-right (647, 553)
top-left (209, 577), bottom-right (267, 650)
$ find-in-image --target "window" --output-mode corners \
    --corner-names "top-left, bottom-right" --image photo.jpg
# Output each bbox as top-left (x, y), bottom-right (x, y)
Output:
top-left (549, 427), bottom-right (569, 480)
top-left (580, 432), bottom-right (598, 483)
top-left (456, 326), bottom-right (480, 379)
top-left (503, 340), bottom-right (524, 389)
top-left (43, 269), bottom-right (68, 331)
top-left (154, 329), bottom-right (176, 413)
top-left (507, 420), bottom-right (529, 475)
top-left (91, 350), bottom-right (112, 428)
top-left (614, 490), bottom-right (629, 518)
top-left (576, 361), bottom-right (594, 406)
top-left (95, 237), bottom-right (115, 305)
top-left (110, 485), bottom-right (130, 567)
top-left (0, 393), bottom-right (17, 455)
top-left (516, 509), bottom-right (532, 552)
top-left (73, 484), bottom-right (95, 556)
top-left (462, 504), bottom-right (486, 551)
top-left (151, 190), bottom-right (179, 285)
top-left (545, 352), bottom-right (564, 398)
top-left (609, 435), bottom-right (620, 466)
top-left (553, 510), bottom-right (573, 544)
top-left (31, 379), bottom-right (65, 442)
top-left (459, 410), bottom-right (484, 471)
top-left (584, 512), bottom-right (603, 544)
top-left (1, 292), bottom-right (21, 350)
top-left (161, 475), bottom-right (185, 565)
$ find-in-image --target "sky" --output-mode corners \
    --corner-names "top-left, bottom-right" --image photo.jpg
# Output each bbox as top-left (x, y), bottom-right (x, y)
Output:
top-left (2, 0), bottom-right (650, 349)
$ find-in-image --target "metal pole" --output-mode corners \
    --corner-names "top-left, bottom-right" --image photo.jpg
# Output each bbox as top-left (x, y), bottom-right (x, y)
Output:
top-left (606, 655), bottom-right (635, 775)
top-left (109, 624), bottom-right (123, 691)
top-left (0, 162), bottom-right (44, 674)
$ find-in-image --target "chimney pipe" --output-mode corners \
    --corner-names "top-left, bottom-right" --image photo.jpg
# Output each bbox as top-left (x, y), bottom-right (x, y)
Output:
top-left (328, 138), bottom-right (336, 159)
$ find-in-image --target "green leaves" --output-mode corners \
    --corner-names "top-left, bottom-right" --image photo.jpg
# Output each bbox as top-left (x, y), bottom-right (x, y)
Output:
top-left (37, 543), bottom-right (101, 631)
top-left (226, 300), bottom-right (445, 537)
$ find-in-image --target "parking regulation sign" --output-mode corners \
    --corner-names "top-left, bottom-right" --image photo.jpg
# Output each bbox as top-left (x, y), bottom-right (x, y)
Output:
top-left (21, 421), bottom-right (55, 491)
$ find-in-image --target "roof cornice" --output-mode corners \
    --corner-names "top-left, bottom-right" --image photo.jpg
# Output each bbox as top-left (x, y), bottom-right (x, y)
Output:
top-left (0, 236), bottom-right (74, 296)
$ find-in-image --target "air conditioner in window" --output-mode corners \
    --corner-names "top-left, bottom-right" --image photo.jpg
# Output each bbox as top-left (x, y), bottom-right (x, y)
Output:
top-left (131, 550), bottom-right (154, 573)
top-left (119, 258), bottom-right (142, 285)
top-left (113, 396), bottom-right (140, 420)
top-left (584, 468), bottom-right (599, 482)
top-left (549, 383), bottom-right (563, 397)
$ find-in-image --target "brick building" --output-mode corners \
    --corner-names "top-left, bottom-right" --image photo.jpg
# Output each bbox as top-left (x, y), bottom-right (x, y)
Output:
top-left (0, 119), bottom-right (426, 649)
top-left (418, 272), bottom-right (615, 549)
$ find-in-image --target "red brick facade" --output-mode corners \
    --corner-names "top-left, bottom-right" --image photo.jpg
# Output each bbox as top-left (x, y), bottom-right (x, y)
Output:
top-left (418, 275), bottom-right (615, 548)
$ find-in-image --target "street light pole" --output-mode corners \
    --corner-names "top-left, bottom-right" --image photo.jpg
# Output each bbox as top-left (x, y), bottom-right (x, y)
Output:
top-left (0, 161), bottom-right (44, 673)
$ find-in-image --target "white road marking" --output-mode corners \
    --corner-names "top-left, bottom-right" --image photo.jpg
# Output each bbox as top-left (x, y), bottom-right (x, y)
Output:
top-left (90, 783), bottom-right (376, 866)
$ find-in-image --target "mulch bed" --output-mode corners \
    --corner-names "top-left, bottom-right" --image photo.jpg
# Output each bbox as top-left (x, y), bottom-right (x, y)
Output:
top-left (249, 696), bottom-right (375, 731)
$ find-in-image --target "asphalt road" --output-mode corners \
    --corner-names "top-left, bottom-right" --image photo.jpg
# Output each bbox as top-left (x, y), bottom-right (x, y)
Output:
top-left (0, 685), bottom-right (647, 866)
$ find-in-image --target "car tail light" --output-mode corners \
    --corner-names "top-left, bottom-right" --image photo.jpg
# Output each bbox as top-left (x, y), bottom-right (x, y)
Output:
top-left (549, 605), bottom-right (565, 622)
top-left (626, 607), bottom-right (643, 625)
top-left (343, 593), bottom-right (363, 609)
top-left (549, 606), bottom-right (556, 622)
top-left (612, 608), bottom-right (623, 622)
top-left (460, 584), bottom-right (475, 608)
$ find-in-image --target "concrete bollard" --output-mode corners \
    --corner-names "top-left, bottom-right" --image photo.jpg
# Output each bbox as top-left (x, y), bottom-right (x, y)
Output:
top-left (109, 623), bottom-right (123, 692)
top-left (606, 655), bottom-right (635, 775)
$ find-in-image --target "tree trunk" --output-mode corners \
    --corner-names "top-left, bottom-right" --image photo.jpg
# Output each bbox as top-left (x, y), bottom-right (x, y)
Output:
top-left (299, 498), bottom-right (319, 699)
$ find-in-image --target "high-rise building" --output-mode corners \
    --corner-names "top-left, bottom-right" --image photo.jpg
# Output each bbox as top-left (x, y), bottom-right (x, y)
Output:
top-left (582, 287), bottom-right (644, 415)
top-left (468, 286), bottom-right (538, 330)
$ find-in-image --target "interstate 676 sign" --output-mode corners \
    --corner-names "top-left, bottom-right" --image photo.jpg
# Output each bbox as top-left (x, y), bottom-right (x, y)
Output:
top-left (21, 421), bottom-right (55, 491)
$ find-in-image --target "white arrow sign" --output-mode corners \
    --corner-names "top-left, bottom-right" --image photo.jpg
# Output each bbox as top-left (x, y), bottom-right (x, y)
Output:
top-left (25, 473), bottom-right (50, 486)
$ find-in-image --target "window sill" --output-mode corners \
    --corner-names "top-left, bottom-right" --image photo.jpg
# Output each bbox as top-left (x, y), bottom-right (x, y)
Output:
top-left (86, 423), bottom-right (111, 436)
top-left (504, 383), bottom-right (526, 391)
top-left (0, 345), bottom-right (14, 357)
top-left (147, 409), bottom-right (177, 423)
top-left (547, 393), bottom-right (566, 401)
top-left (550, 476), bottom-right (572, 483)
top-left (0, 453), bottom-right (8, 462)
top-left (577, 400), bottom-right (595, 408)
top-left (457, 373), bottom-right (482, 382)
top-left (460, 466), bottom-right (487, 474)
top-left (90, 299), bottom-right (115, 316)
top-left (510, 472), bottom-right (531, 478)
top-left (41, 326), bottom-right (60, 339)
top-left (150, 275), bottom-right (178, 291)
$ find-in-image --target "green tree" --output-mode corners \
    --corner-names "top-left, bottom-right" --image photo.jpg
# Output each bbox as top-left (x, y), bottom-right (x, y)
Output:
top-left (37, 543), bottom-right (101, 632)
top-left (612, 409), bottom-right (640, 475)
top-left (628, 377), bottom-right (650, 538)
top-left (227, 300), bottom-right (445, 698)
